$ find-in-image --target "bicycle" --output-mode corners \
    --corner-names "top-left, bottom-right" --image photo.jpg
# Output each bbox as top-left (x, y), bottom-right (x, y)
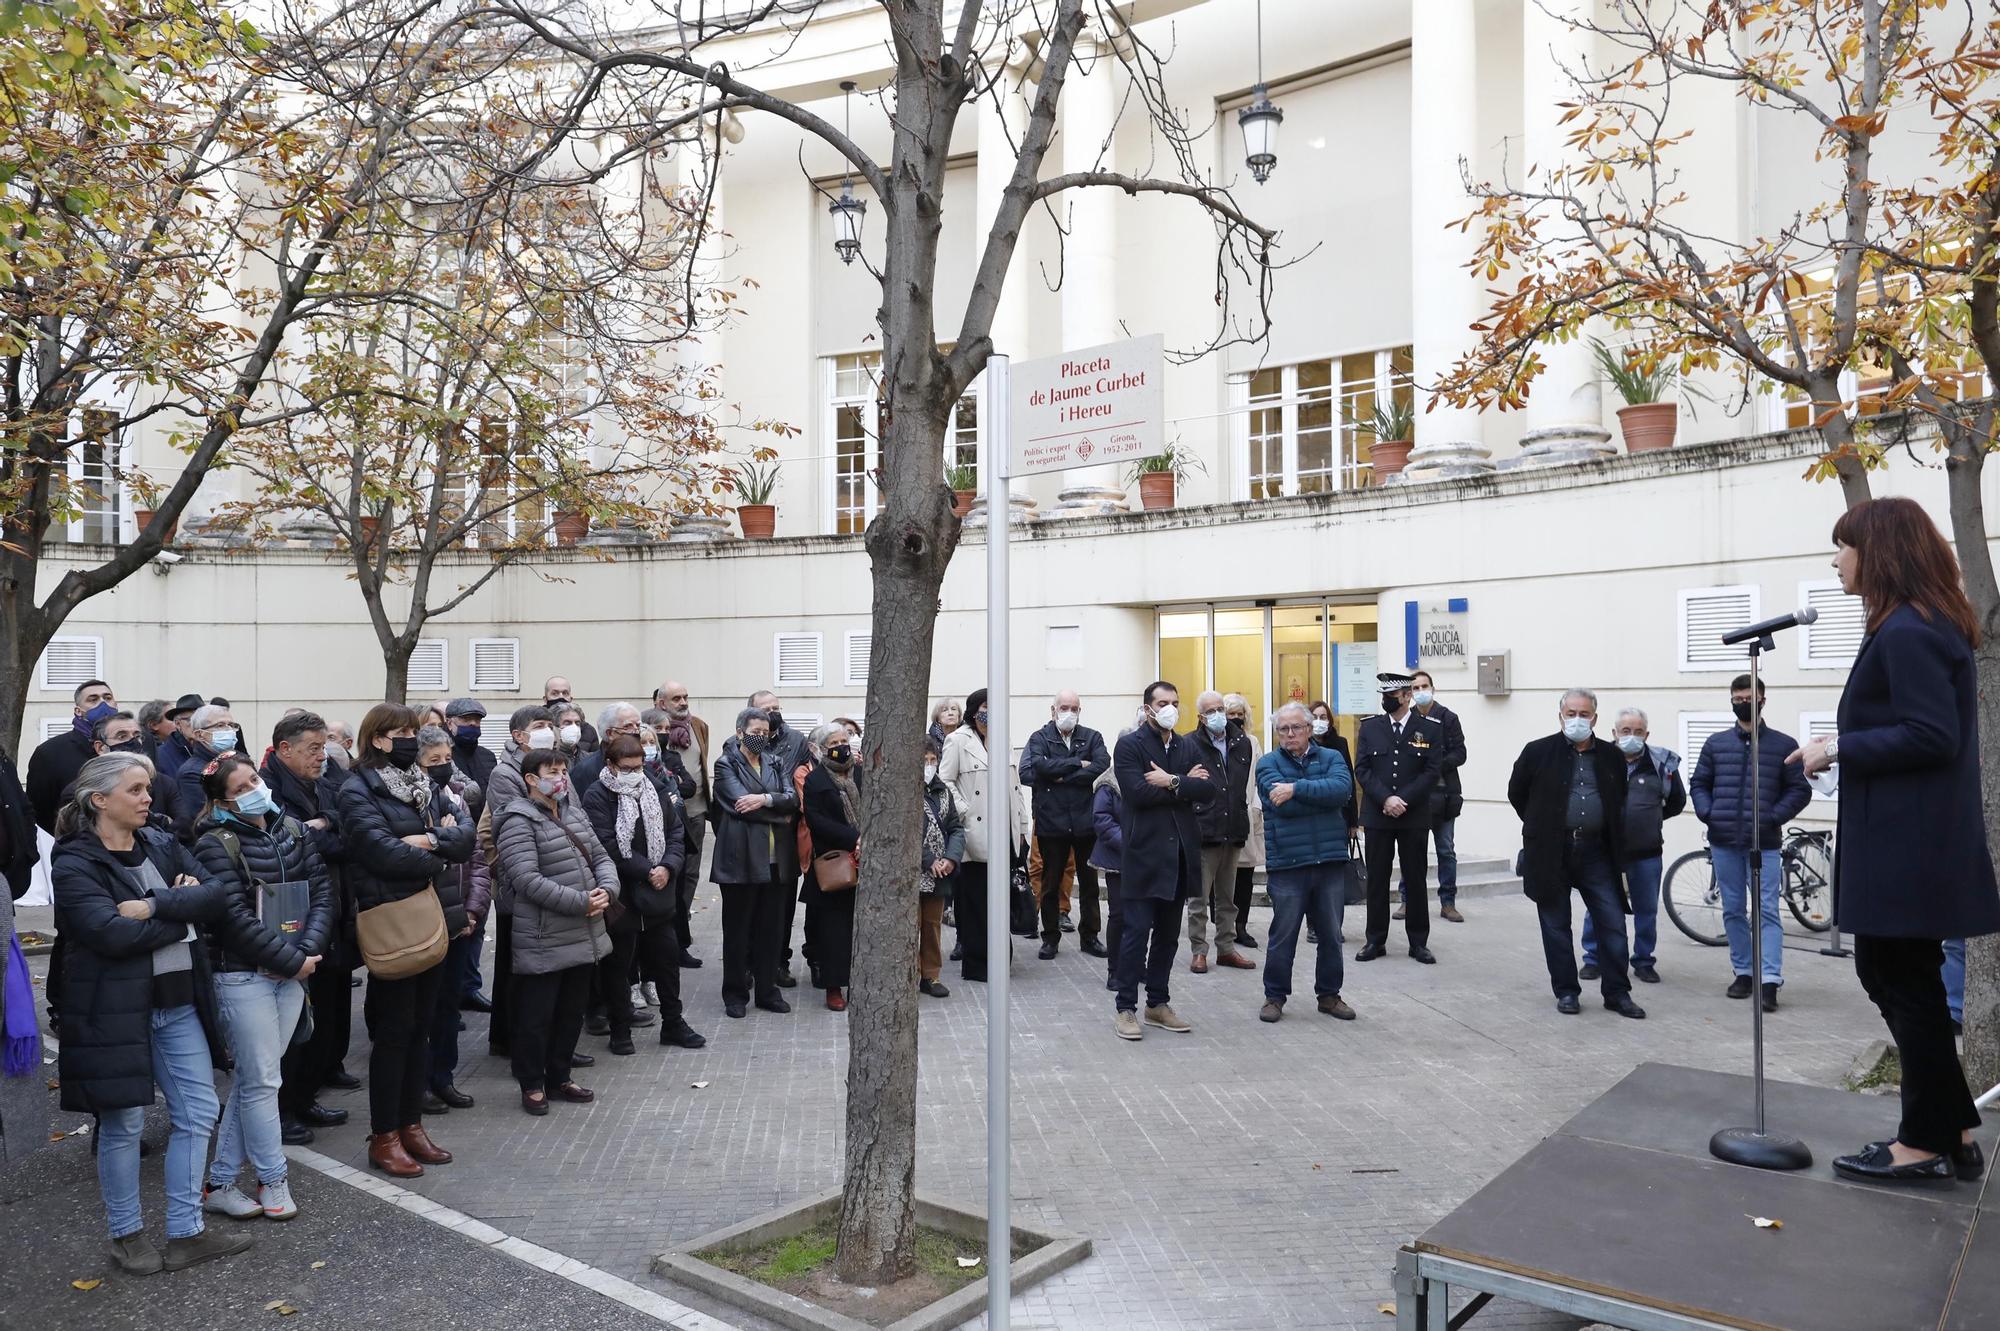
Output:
top-left (1662, 826), bottom-right (1836, 946)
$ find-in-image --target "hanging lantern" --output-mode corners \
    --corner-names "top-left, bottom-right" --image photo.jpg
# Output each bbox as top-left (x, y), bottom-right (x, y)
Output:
top-left (829, 179), bottom-right (866, 265)
top-left (1239, 83), bottom-right (1283, 185)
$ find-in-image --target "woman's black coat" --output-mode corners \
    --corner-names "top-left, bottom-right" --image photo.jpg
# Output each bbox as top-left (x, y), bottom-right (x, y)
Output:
top-left (801, 762), bottom-right (861, 888)
top-left (581, 769), bottom-right (686, 921)
top-left (1834, 603), bottom-right (2000, 939)
top-left (335, 765), bottom-right (475, 932)
top-left (193, 813), bottom-right (337, 977)
top-left (52, 827), bottom-right (229, 1114)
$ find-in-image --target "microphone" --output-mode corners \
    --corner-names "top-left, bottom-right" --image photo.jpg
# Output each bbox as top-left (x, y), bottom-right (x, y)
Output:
top-left (1720, 606), bottom-right (1819, 646)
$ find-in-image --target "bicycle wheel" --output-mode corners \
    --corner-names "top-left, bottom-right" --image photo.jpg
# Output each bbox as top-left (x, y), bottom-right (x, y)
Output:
top-left (1663, 849), bottom-right (1728, 946)
top-left (1785, 835), bottom-right (1836, 932)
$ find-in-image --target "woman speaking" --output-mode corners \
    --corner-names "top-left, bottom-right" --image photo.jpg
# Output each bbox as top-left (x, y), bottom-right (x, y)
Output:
top-left (1794, 497), bottom-right (2000, 1182)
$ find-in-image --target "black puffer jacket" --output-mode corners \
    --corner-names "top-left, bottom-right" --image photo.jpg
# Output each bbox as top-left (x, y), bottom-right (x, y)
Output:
top-left (193, 813), bottom-right (336, 977)
top-left (52, 827), bottom-right (228, 1114)
top-left (262, 753), bottom-right (357, 968)
top-left (336, 765), bottom-right (475, 932)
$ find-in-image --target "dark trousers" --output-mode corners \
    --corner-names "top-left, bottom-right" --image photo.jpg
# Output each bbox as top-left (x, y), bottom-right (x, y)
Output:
top-left (675, 822), bottom-right (705, 951)
top-left (780, 873), bottom-right (802, 968)
top-left (632, 916), bottom-right (685, 1025)
top-left (1233, 864), bottom-right (1255, 939)
top-left (1536, 837), bottom-right (1631, 1000)
top-left (1037, 834), bottom-right (1100, 943)
top-left (46, 931), bottom-right (64, 1023)
top-left (807, 876), bottom-right (856, 989)
top-left (1365, 824), bottom-right (1430, 948)
top-left (489, 911), bottom-right (514, 1051)
top-left (279, 961), bottom-right (354, 1116)
top-left (1855, 934), bottom-right (1981, 1154)
top-left (363, 963), bottom-right (444, 1134)
top-left (957, 861), bottom-right (990, 982)
top-left (1115, 889), bottom-right (1185, 1013)
top-left (719, 875), bottom-right (785, 1005)
top-left (1103, 871), bottom-right (1123, 979)
top-left (509, 963), bottom-right (590, 1092)
top-left (598, 927), bottom-right (637, 1035)
top-left (427, 934), bottom-right (477, 1091)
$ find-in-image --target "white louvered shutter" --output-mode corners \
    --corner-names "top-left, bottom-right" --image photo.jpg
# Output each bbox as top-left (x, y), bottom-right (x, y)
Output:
top-left (1678, 586), bottom-right (1760, 671)
top-left (469, 638), bottom-right (521, 692)
top-left (1797, 580), bottom-right (1866, 668)
top-left (784, 712), bottom-right (825, 734)
top-left (37, 635), bottom-right (104, 692)
top-left (40, 717), bottom-right (69, 742)
top-left (479, 715), bottom-right (510, 756)
top-left (844, 632), bottom-right (871, 687)
top-left (774, 633), bottom-right (823, 688)
top-left (1679, 712), bottom-right (1736, 781)
top-left (408, 639), bottom-right (449, 693)
top-left (1799, 712), bottom-right (1840, 800)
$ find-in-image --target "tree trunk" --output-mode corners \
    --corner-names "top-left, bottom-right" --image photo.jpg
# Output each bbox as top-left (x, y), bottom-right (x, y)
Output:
top-left (0, 611), bottom-right (51, 761)
top-left (835, 400), bottom-right (962, 1286)
top-left (381, 639), bottom-right (413, 706)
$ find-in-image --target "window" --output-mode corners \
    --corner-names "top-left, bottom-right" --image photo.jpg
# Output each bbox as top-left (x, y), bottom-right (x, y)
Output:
top-left (1797, 579), bottom-right (1866, 669)
top-left (823, 352), bottom-right (979, 534)
top-left (774, 632), bottom-right (823, 688)
top-left (1799, 712), bottom-right (1839, 801)
top-left (408, 639), bottom-right (449, 694)
top-left (1235, 347), bottom-right (1411, 499)
top-left (477, 715), bottom-right (511, 756)
top-left (1768, 269), bottom-right (1985, 431)
top-left (37, 635), bottom-right (105, 693)
top-left (40, 717), bottom-right (70, 742)
top-left (844, 632), bottom-right (871, 687)
top-left (66, 409), bottom-right (124, 544)
top-left (466, 416), bottom-right (553, 548)
top-left (1678, 585), bottom-right (1760, 672)
top-left (1679, 712), bottom-right (1736, 775)
top-left (469, 638), bottom-right (521, 692)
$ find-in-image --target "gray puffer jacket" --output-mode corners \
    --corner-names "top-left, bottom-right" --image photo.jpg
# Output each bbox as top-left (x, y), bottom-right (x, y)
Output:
top-left (495, 795), bottom-right (616, 976)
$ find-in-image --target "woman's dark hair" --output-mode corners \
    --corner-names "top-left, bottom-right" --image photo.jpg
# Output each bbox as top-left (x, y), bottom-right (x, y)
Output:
top-left (964, 688), bottom-right (988, 723)
top-left (199, 752), bottom-right (258, 824)
top-left (1308, 700), bottom-right (1337, 739)
top-left (521, 748), bottom-right (567, 778)
top-left (356, 702), bottom-right (422, 768)
top-left (1832, 497), bottom-right (1980, 644)
top-left (603, 734), bottom-right (644, 764)
top-left (924, 736), bottom-right (944, 759)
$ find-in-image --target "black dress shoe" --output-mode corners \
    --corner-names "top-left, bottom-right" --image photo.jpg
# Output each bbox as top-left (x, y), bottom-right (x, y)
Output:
top-left (608, 1036), bottom-right (636, 1056)
top-left (1037, 942), bottom-right (1058, 961)
top-left (280, 1118), bottom-right (316, 1145)
top-left (459, 991), bottom-right (494, 1013)
top-left (323, 1068), bottom-right (361, 1092)
top-left (1761, 982), bottom-right (1779, 1013)
top-left (1355, 943), bottom-right (1387, 962)
top-left (628, 1008), bottom-right (658, 1028)
top-left (1408, 946), bottom-right (1436, 965)
top-left (950, 942), bottom-right (964, 961)
top-left (775, 969), bottom-right (799, 989)
top-left (1605, 994), bottom-right (1647, 1019)
top-left (1726, 974), bottom-right (1753, 999)
top-left (679, 954), bottom-right (704, 969)
top-left (1105, 975), bottom-right (1118, 992)
top-left (1633, 964), bottom-right (1661, 984)
top-left (756, 994), bottom-right (792, 1014)
top-left (1234, 933), bottom-right (1259, 950)
top-left (1555, 995), bottom-right (1581, 1015)
top-left (1833, 1141), bottom-right (1955, 1182)
top-left (435, 1084), bottom-right (475, 1110)
top-left (1081, 938), bottom-right (1109, 958)
top-left (301, 1102), bottom-right (348, 1127)
top-left (1955, 1141), bottom-right (1985, 1180)
top-left (661, 1023), bottom-right (708, 1049)
top-left (584, 1012), bottom-right (611, 1037)
top-left (420, 1091), bottom-right (449, 1115)
top-left (1579, 962), bottom-right (1600, 981)
top-left (724, 1001), bottom-right (747, 1019)
top-left (570, 1052), bottom-right (595, 1068)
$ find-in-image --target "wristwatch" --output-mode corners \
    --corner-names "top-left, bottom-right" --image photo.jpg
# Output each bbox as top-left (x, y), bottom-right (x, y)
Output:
top-left (1824, 736), bottom-right (1840, 763)
top-left (425, 831), bottom-right (439, 850)
top-left (1170, 775), bottom-right (1182, 793)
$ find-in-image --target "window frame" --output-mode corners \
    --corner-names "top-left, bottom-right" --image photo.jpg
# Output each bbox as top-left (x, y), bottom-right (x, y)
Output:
top-left (774, 631), bottom-right (825, 689)
top-left (821, 349), bottom-right (978, 535)
top-left (1230, 346), bottom-right (1411, 500)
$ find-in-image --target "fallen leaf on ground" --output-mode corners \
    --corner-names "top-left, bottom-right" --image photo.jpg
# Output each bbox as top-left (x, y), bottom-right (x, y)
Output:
top-left (691, 1081), bottom-right (710, 1089)
top-left (310, 1261), bottom-right (327, 1270)
top-left (264, 1299), bottom-right (301, 1315)
top-left (1378, 1302), bottom-right (1396, 1315)
top-left (46, 1078), bottom-right (58, 1090)
top-left (1311, 1163), bottom-right (1322, 1170)
top-left (71, 1279), bottom-right (101, 1291)
top-left (956, 1256), bottom-right (981, 1268)
top-left (1747, 1215), bottom-right (1783, 1229)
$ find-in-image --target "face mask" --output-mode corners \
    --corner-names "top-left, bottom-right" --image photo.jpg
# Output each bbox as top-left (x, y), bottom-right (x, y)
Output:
top-left (1227, 715), bottom-right (1247, 731)
top-left (110, 739), bottom-right (146, 755)
top-left (765, 709), bottom-right (784, 732)
top-left (611, 769), bottom-right (647, 793)
top-left (526, 727), bottom-right (556, 750)
top-left (1153, 703), bottom-right (1180, 730)
top-left (1203, 711), bottom-right (1227, 734)
top-left (642, 745), bottom-right (660, 763)
top-left (1310, 718), bottom-right (1329, 737)
top-left (1381, 696), bottom-right (1402, 714)
top-left (1412, 690), bottom-right (1435, 708)
top-left (825, 744), bottom-right (853, 767)
top-left (455, 723), bottom-right (483, 742)
top-left (1616, 734), bottom-right (1646, 756)
top-left (743, 733), bottom-right (769, 755)
top-left (1732, 700), bottom-right (1756, 723)
top-left (210, 727), bottom-right (238, 752)
top-left (387, 736), bottom-right (421, 768)
top-left (975, 709), bottom-right (989, 728)
top-left (74, 700), bottom-right (117, 737)
top-left (233, 783), bottom-right (277, 818)
top-left (558, 724), bottom-right (582, 746)
top-left (535, 774), bottom-right (569, 798)
top-left (1055, 710), bottom-right (1078, 734)
top-left (424, 762), bottom-right (455, 784)
top-left (1562, 716), bottom-right (1593, 743)
top-left (923, 763), bottom-right (939, 784)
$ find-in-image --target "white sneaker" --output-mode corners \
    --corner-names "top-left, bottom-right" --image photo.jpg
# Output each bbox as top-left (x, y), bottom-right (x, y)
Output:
top-left (640, 981), bottom-right (660, 1007)
top-left (203, 1184), bottom-right (262, 1220)
top-left (258, 1178), bottom-right (298, 1221)
top-left (630, 984), bottom-right (650, 1009)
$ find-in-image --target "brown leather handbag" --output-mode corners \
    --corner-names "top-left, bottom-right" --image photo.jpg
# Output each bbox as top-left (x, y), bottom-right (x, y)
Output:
top-left (355, 885), bottom-right (448, 980)
top-left (814, 848), bottom-right (858, 892)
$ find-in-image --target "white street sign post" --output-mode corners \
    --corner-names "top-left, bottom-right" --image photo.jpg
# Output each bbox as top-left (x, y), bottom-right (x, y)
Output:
top-left (982, 334), bottom-right (1163, 1330)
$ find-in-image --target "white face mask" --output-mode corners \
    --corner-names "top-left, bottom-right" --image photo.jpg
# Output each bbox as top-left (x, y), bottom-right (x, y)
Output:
top-left (923, 763), bottom-right (939, 785)
top-left (526, 727), bottom-right (556, 750)
top-left (1616, 734), bottom-right (1646, 756)
top-left (1153, 703), bottom-right (1180, 731)
top-left (210, 727), bottom-right (238, 752)
top-left (1202, 711), bottom-right (1228, 734)
top-left (1412, 690), bottom-right (1434, 708)
top-left (559, 724), bottom-right (582, 746)
top-left (642, 745), bottom-right (660, 762)
top-left (1055, 709), bottom-right (1078, 733)
top-left (1562, 716), bottom-right (1594, 743)
top-left (1310, 718), bottom-right (1329, 737)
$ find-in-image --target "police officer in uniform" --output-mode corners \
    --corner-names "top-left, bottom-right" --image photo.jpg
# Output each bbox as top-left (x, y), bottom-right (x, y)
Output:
top-left (1355, 673), bottom-right (1443, 964)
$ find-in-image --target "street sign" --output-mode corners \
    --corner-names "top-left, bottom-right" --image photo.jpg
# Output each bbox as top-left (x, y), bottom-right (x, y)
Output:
top-left (1008, 333), bottom-right (1164, 478)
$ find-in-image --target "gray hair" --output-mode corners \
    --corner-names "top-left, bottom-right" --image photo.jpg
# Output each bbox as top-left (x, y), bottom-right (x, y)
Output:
top-left (415, 724), bottom-right (452, 752)
top-left (807, 721), bottom-right (848, 752)
top-left (735, 706), bottom-right (772, 733)
top-left (191, 703), bottom-right (231, 731)
top-left (598, 702), bottom-right (639, 734)
top-left (639, 707), bottom-right (669, 731)
top-left (138, 699), bottom-right (168, 729)
top-left (1196, 690), bottom-right (1225, 709)
top-left (1222, 692), bottom-right (1249, 713)
top-left (1274, 701), bottom-right (1312, 727)
top-left (55, 752), bottom-right (156, 838)
top-left (1616, 706), bottom-right (1649, 728)
top-left (1559, 687), bottom-right (1599, 712)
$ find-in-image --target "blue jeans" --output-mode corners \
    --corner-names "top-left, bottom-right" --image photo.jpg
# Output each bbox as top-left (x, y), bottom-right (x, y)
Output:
top-left (1944, 938), bottom-right (1967, 1024)
top-left (1264, 864), bottom-right (1346, 1004)
top-left (1584, 856), bottom-right (1661, 969)
top-left (209, 972), bottom-right (305, 1190)
top-left (1536, 839), bottom-right (1630, 999)
top-left (97, 1004), bottom-right (218, 1240)
top-left (1712, 845), bottom-right (1783, 985)
top-left (1398, 817), bottom-right (1458, 906)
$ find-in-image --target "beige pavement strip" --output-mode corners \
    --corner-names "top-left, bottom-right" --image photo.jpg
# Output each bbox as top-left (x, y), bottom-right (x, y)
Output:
top-left (286, 1145), bottom-right (740, 1331)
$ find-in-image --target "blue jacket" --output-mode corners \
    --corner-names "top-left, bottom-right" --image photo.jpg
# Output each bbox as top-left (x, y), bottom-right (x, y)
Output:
top-left (1089, 780), bottom-right (1123, 874)
top-left (1256, 743), bottom-right (1353, 870)
top-left (1690, 721), bottom-right (1812, 851)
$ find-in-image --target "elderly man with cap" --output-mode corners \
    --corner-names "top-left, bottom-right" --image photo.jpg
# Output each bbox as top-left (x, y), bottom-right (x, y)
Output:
top-left (154, 692), bottom-right (207, 778)
top-left (1353, 672), bottom-right (1444, 965)
top-left (444, 699), bottom-right (497, 804)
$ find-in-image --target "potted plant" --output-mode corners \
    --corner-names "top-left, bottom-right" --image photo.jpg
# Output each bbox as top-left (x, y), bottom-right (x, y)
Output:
top-left (733, 459), bottom-right (780, 539)
top-left (552, 509), bottom-right (591, 545)
top-left (944, 461), bottom-right (977, 518)
top-left (132, 508), bottom-right (176, 544)
top-left (1592, 339), bottom-right (1703, 452)
top-left (1349, 399), bottom-right (1418, 482)
top-left (1127, 442), bottom-right (1207, 511)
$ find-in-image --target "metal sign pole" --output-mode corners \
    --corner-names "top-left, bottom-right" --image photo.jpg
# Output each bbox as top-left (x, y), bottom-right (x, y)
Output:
top-left (983, 353), bottom-right (1012, 1331)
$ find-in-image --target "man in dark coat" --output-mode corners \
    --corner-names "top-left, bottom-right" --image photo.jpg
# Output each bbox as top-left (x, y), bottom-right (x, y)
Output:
top-left (1019, 690), bottom-right (1111, 961)
top-left (444, 698), bottom-right (497, 802)
top-left (1508, 687), bottom-right (1645, 1018)
top-left (1355, 673), bottom-right (1443, 964)
top-left (1187, 690), bottom-right (1257, 971)
top-left (1583, 707), bottom-right (1686, 985)
top-left (1399, 670), bottom-right (1469, 922)
top-left (153, 693), bottom-right (206, 779)
top-left (1690, 672), bottom-right (1813, 1010)
top-left (1110, 682), bottom-right (1215, 1041)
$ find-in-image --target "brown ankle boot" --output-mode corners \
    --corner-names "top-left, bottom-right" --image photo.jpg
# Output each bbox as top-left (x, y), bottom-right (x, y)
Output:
top-left (399, 1122), bottom-right (452, 1165)
top-left (369, 1130), bottom-right (423, 1177)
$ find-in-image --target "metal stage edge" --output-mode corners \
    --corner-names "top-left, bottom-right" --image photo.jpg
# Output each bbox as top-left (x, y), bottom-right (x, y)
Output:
top-left (1395, 1247), bottom-right (1740, 1331)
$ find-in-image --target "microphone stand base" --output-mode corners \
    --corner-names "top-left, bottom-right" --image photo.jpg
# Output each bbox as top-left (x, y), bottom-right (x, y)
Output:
top-left (1710, 1126), bottom-right (1814, 1171)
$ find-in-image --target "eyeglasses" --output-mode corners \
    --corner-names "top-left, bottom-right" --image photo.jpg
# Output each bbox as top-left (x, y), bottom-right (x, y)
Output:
top-left (1275, 724), bottom-right (1309, 734)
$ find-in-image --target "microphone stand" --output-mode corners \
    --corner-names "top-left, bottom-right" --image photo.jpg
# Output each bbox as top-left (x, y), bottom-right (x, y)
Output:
top-left (1709, 629), bottom-right (1813, 1171)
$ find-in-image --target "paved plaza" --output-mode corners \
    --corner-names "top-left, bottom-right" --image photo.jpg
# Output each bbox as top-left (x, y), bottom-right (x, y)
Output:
top-left (6, 864), bottom-right (1889, 1331)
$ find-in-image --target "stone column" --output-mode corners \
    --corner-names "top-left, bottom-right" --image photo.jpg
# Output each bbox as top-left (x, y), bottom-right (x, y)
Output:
top-left (1514, 0), bottom-right (1614, 468)
top-left (966, 57), bottom-right (1038, 528)
top-left (1402, 1), bottom-right (1494, 482)
top-left (1046, 26), bottom-right (1129, 517)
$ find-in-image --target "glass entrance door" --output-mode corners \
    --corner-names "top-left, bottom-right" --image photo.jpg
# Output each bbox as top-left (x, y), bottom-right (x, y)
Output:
top-left (1154, 601), bottom-right (1380, 750)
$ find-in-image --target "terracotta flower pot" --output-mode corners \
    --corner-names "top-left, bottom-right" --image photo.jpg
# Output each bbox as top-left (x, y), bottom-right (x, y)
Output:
top-left (951, 489), bottom-right (976, 519)
top-left (553, 510), bottom-right (590, 546)
top-left (133, 509), bottom-right (176, 544)
top-left (358, 514), bottom-right (382, 550)
top-left (1617, 402), bottom-right (1679, 452)
top-left (738, 503), bottom-right (776, 540)
top-left (1137, 472), bottom-right (1176, 510)
top-left (1371, 439), bottom-right (1414, 482)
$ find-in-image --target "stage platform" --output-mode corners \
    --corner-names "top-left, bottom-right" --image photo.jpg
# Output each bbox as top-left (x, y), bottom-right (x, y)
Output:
top-left (1395, 1062), bottom-right (1994, 1331)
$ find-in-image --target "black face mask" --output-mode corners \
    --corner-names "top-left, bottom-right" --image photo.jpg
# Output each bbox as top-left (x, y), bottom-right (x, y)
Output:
top-left (1732, 700), bottom-right (1757, 723)
top-left (1382, 695), bottom-right (1402, 714)
top-left (110, 739), bottom-right (146, 755)
top-left (766, 708), bottom-right (785, 733)
top-left (387, 736), bottom-right (421, 769)
top-left (825, 744), bottom-right (852, 768)
top-left (424, 762), bottom-right (455, 785)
